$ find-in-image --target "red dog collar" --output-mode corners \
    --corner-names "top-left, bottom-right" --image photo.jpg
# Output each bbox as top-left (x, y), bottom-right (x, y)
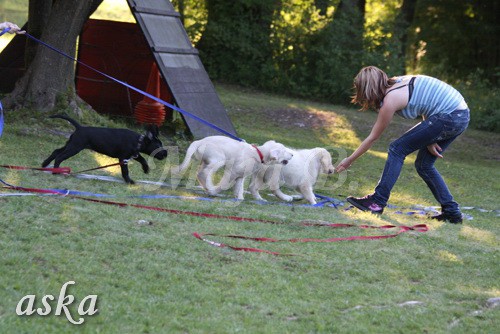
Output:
top-left (252, 145), bottom-right (265, 163)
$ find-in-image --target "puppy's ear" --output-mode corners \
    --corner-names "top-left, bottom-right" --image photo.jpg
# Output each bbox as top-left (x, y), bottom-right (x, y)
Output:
top-left (321, 160), bottom-right (331, 173)
top-left (145, 125), bottom-right (159, 139)
top-left (320, 151), bottom-right (335, 174)
top-left (269, 149), bottom-right (279, 161)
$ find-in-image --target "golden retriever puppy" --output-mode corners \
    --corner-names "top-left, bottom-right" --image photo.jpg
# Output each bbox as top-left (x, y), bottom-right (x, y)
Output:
top-left (249, 147), bottom-right (334, 204)
top-left (172, 136), bottom-right (293, 200)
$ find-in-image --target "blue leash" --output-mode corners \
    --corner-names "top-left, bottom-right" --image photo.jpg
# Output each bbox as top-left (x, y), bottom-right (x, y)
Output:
top-left (23, 32), bottom-right (244, 142)
top-left (0, 100), bottom-right (3, 138)
top-left (0, 172), bottom-right (477, 218)
top-left (0, 175), bottom-right (337, 208)
top-left (313, 193), bottom-right (343, 208)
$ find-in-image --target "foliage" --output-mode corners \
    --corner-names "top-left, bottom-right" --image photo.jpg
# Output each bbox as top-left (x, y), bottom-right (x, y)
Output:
top-left (191, 0), bottom-right (367, 103)
top-left (171, 0), bottom-right (207, 44)
top-left (404, 0), bottom-right (500, 132)
top-left (455, 70), bottom-right (500, 133)
top-left (195, 0), bottom-right (280, 86)
top-left (268, 0), bottom-right (364, 103)
top-left (265, 0), bottom-right (332, 96)
top-left (363, 0), bottom-right (405, 75)
top-left (91, 0), bottom-right (134, 22)
top-left (0, 0), bottom-right (27, 23)
top-left (173, 0), bottom-right (498, 132)
top-left (409, 0), bottom-right (499, 84)
top-left (0, 85), bottom-right (499, 332)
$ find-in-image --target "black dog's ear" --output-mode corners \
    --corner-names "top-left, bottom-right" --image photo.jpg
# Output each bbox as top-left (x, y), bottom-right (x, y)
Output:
top-left (145, 125), bottom-right (159, 139)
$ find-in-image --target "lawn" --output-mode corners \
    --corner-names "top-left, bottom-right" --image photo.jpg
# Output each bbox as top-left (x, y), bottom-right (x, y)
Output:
top-left (0, 84), bottom-right (499, 333)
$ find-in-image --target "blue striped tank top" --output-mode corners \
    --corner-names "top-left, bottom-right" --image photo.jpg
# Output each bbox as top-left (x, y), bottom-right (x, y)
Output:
top-left (395, 75), bottom-right (465, 119)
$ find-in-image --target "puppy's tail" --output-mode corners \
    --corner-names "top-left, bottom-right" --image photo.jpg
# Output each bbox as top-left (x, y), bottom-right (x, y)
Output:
top-left (171, 141), bottom-right (199, 175)
top-left (49, 114), bottom-right (81, 129)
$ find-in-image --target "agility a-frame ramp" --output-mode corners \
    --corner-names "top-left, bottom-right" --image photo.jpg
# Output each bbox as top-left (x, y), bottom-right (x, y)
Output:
top-left (127, 0), bottom-right (237, 139)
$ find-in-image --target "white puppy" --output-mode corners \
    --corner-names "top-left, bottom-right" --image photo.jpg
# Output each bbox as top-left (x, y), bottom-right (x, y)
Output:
top-left (172, 136), bottom-right (293, 200)
top-left (249, 147), bottom-right (335, 204)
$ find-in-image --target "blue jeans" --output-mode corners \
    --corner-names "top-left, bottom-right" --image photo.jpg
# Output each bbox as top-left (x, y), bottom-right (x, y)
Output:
top-left (372, 108), bottom-right (470, 215)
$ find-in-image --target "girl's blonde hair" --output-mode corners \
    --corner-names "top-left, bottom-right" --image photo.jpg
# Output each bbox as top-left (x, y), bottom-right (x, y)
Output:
top-left (351, 66), bottom-right (396, 111)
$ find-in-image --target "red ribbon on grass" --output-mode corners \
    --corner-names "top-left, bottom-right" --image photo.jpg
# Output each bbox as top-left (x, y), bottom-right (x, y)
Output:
top-left (193, 223), bottom-right (428, 255)
top-left (0, 165), bottom-right (70, 174)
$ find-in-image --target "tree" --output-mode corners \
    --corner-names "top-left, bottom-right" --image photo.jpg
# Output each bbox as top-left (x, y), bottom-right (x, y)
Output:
top-left (397, 0), bottom-right (416, 67)
top-left (332, 0), bottom-right (365, 51)
top-left (314, 0), bottom-right (330, 15)
top-left (301, 0), bottom-right (366, 101)
top-left (4, 0), bottom-right (103, 112)
top-left (196, 0), bottom-right (281, 86)
top-left (408, 0), bottom-right (499, 82)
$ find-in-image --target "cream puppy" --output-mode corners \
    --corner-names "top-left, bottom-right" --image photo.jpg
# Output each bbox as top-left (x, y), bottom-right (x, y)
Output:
top-left (172, 136), bottom-right (293, 200)
top-left (249, 147), bottom-right (335, 204)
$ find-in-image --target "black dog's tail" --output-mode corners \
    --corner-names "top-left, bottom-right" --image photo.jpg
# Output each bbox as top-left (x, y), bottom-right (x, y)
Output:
top-left (50, 114), bottom-right (82, 129)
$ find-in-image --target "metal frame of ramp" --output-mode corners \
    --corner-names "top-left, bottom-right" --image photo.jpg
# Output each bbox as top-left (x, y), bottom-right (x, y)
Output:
top-left (126, 0), bottom-right (237, 139)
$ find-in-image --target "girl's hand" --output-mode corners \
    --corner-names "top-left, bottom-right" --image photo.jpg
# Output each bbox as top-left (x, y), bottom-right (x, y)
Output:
top-left (336, 158), bottom-right (352, 173)
top-left (427, 143), bottom-right (443, 158)
top-left (0, 22), bottom-right (25, 34)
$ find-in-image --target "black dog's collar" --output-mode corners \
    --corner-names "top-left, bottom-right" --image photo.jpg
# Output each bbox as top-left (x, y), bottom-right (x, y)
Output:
top-left (137, 135), bottom-right (145, 151)
top-left (128, 135), bottom-right (145, 160)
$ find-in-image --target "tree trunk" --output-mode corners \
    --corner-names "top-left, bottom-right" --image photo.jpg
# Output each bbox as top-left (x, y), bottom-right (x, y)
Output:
top-left (25, 0), bottom-right (52, 66)
top-left (335, 0), bottom-right (365, 18)
top-left (176, 0), bottom-right (186, 26)
top-left (301, 0), bottom-right (365, 102)
top-left (398, 0), bottom-right (417, 71)
top-left (332, 0), bottom-right (365, 54)
top-left (4, 0), bottom-right (103, 112)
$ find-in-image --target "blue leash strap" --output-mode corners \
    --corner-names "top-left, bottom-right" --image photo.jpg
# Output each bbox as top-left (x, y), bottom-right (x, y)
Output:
top-left (0, 100), bottom-right (3, 138)
top-left (22, 32), bottom-right (244, 142)
top-left (0, 27), bottom-right (11, 36)
top-left (314, 193), bottom-right (343, 208)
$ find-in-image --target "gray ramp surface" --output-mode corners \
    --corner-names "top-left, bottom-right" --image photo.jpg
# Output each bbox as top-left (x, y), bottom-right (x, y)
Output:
top-left (127, 0), bottom-right (237, 139)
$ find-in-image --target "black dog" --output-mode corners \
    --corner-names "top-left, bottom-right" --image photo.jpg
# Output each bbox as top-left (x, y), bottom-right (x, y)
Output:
top-left (42, 115), bottom-right (168, 184)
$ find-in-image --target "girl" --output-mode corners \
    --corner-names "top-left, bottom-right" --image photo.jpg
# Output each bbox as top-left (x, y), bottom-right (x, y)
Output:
top-left (336, 66), bottom-right (470, 224)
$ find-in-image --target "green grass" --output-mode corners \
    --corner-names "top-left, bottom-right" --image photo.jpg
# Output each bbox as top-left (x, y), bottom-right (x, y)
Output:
top-left (0, 85), bottom-right (499, 333)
